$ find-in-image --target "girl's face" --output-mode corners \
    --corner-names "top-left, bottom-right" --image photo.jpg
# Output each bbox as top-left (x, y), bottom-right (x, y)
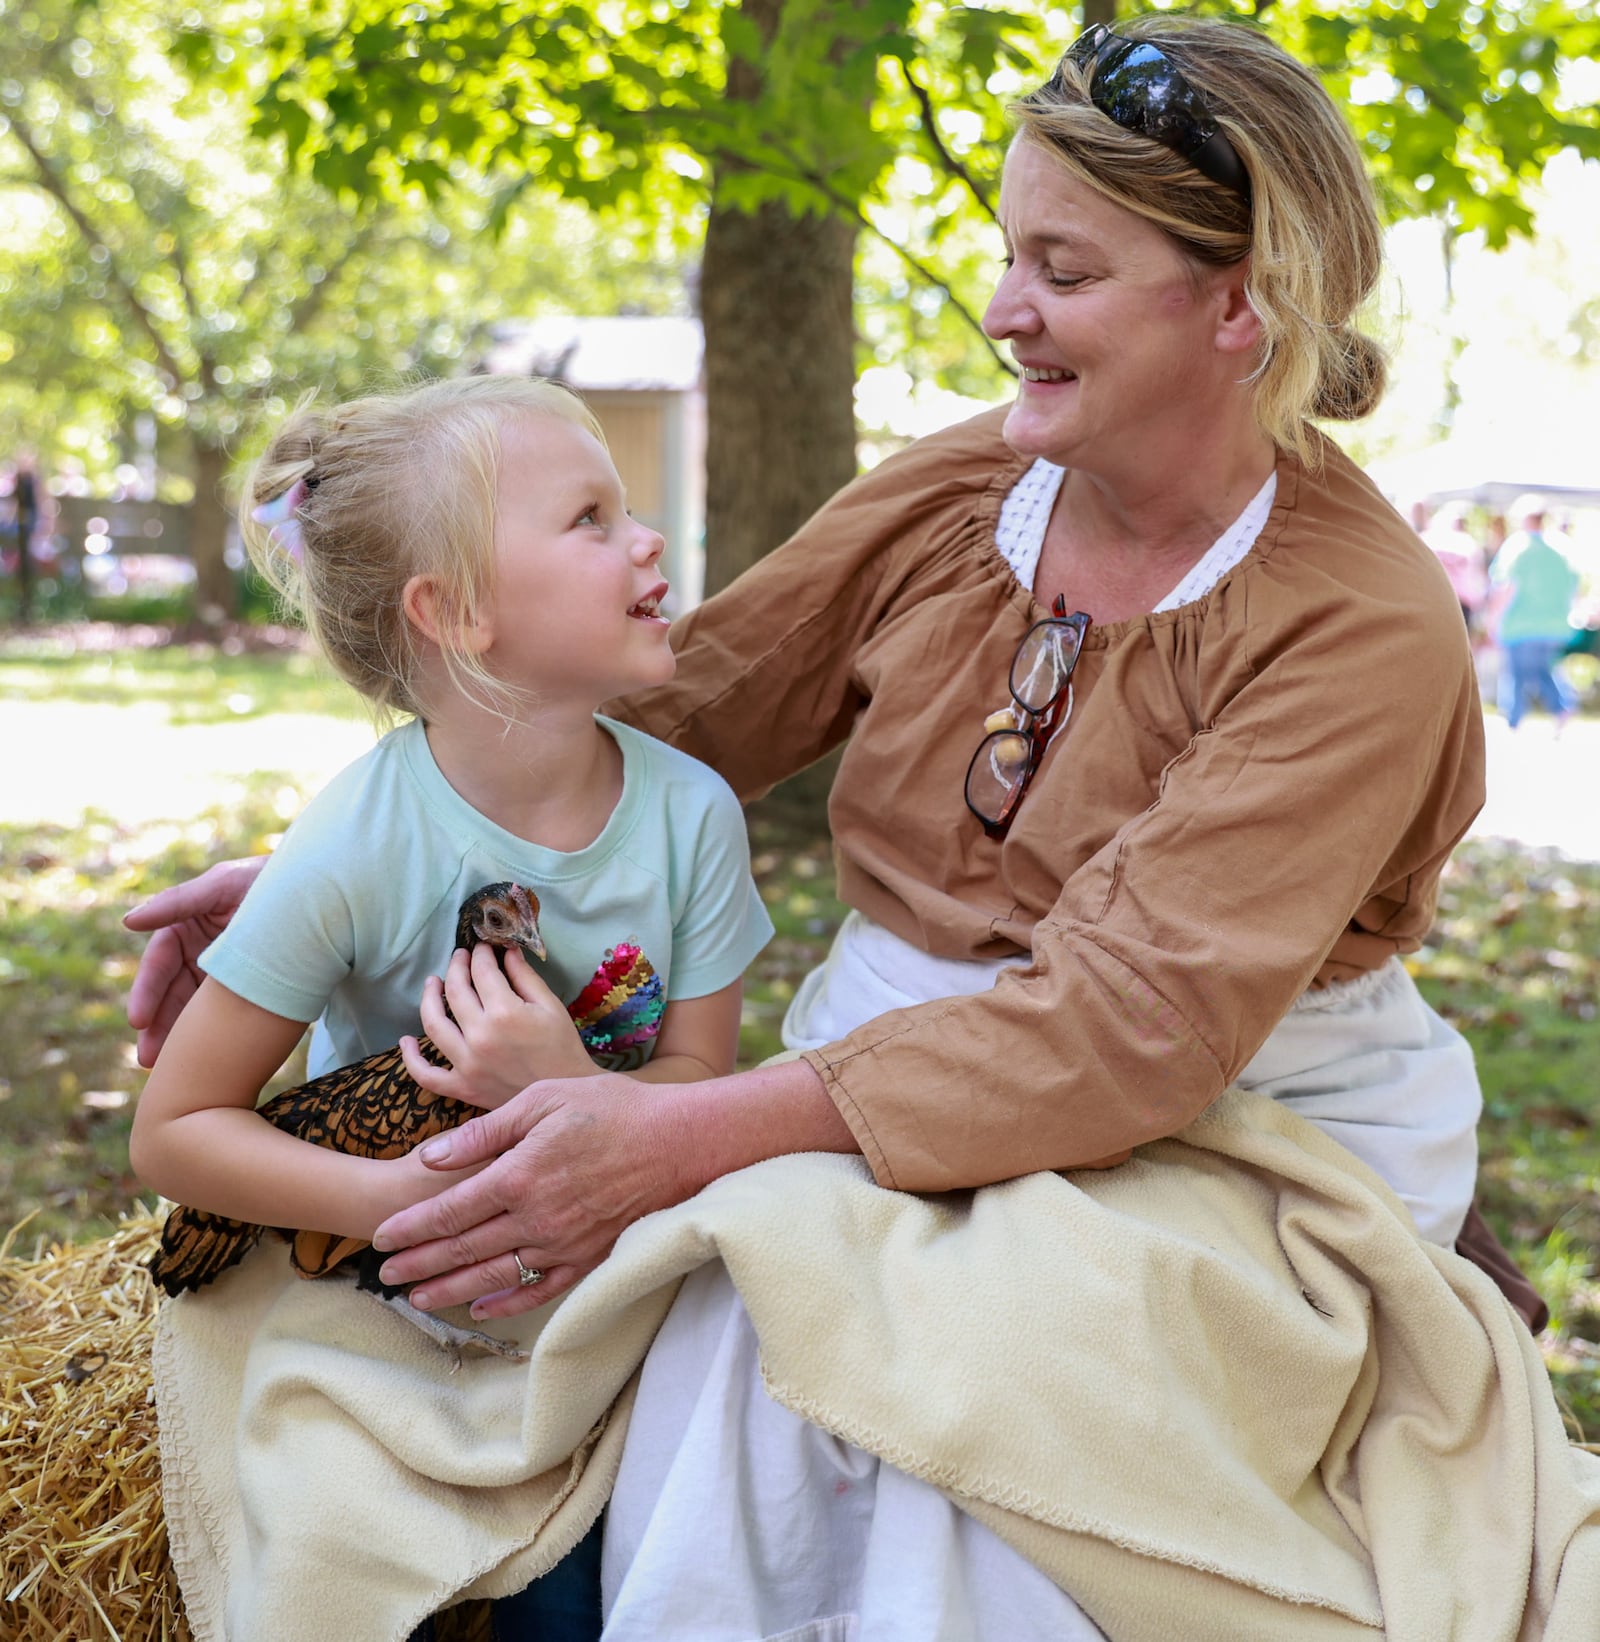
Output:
top-left (983, 140), bottom-right (1248, 474)
top-left (482, 415), bottom-right (675, 704)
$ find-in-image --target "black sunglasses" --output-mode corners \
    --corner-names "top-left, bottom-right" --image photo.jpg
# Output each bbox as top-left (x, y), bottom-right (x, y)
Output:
top-left (1049, 23), bottom-right (1251, 204)
top-left (964, 596), bottom-right (1091, 840)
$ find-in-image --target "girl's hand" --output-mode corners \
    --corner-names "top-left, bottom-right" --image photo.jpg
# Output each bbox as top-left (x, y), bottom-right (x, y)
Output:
top-left (399, 945), bottom-right (595, 1109)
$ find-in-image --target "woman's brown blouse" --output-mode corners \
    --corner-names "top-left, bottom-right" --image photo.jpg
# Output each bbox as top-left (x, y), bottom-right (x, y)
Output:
top-left (610, 408), bottom-right (1485, 1192)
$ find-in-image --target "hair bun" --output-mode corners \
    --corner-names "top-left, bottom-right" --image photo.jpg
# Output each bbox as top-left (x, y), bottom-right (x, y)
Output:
top-left (1312, 328), bottom-right (1387, 422)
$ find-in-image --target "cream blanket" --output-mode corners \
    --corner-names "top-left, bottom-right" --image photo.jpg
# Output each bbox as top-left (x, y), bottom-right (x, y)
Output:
top-left (154, 1088), bottom-right (1600, 1642)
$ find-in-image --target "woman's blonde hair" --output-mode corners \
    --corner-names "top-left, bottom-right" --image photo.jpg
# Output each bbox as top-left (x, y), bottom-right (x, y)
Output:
top-left (1012, 15), bottom-right (1385, 464)
top-left (240, 375), bottom-right (605, 721)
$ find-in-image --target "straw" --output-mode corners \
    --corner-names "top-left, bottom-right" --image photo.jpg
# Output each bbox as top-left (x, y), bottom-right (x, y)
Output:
top-left (0, 1210), bottom-right (493, 1642)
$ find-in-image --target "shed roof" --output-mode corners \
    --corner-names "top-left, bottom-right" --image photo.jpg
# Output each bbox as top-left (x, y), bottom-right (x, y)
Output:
top-left (481, 315), bottom-right (703, 392)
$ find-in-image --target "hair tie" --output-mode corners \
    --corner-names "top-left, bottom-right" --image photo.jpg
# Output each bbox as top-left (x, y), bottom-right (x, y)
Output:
top-left (251, 476), bottom-right (310, 563)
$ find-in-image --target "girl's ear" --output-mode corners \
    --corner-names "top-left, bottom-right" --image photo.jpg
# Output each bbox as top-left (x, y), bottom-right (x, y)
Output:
top-left (402, 574), bottom-right (493, 654)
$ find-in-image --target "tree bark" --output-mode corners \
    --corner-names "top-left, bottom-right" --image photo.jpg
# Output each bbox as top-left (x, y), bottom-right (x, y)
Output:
top-left (698, 0), bottom-right (860, 600)
top-left (188, 440), bottom-right (237, 625)
top-left (698, 201), bottom-right (859, 599)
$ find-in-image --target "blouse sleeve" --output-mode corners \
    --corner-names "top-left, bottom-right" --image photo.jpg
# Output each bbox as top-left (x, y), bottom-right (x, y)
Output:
top-left (608, 411), bottom-right (1013, 799)
top-left (801, 554), bottom-right (1485, 1191)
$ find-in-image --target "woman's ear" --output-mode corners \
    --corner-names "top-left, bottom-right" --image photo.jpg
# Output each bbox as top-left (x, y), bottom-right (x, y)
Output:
top-left (402, 574), bottom-right (492, 654)
top-left (1213, 260), bottom-right (1262, 358)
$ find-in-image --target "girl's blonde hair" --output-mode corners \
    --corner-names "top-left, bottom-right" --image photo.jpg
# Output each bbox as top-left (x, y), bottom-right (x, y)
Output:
top-left (240, 375), bottom-right (605, 720)
top-left (1013, 16), bottom-right (1385, 465)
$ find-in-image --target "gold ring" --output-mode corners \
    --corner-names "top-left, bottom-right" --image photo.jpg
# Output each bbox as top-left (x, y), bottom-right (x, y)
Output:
top-left (513, 1252), bottom-right (544, 1287)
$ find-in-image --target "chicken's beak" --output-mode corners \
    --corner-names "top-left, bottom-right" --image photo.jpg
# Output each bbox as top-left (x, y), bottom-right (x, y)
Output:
top-left (505, 884), bottom-right (546, 963)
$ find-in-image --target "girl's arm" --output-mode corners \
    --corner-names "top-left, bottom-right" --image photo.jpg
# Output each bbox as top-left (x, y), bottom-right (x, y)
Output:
top-left (397, 943), bottom-right (743, 1105)
top-left (630, 978), bottom-right (743, 1084)
top-left (130, 976), bottom-right (478, 1238)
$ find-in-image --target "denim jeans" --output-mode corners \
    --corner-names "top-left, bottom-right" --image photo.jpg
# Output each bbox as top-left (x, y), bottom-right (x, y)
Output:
top-left (407, 1512), bottom-right (604, 1642)
top-left (1499, 637), bottom-right (1576, 728)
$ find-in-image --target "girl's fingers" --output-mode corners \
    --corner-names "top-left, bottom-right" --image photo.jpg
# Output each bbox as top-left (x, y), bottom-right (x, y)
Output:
top-left (415, 974), bottom-right (450, 1039)
top-left (416, 977), bottom-right (468, 1063)
top-left (500, 947), bottom-right (558, 1005)
top-left (440, 948), bottom-right (484, 1026)
top-left (469, 941), bottom-right (521, 1004)
top-left (399, 1035), bottom-right (455, 1094)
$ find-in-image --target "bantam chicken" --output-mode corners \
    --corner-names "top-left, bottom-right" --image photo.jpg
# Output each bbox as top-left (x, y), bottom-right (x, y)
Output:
top-left (147, 881), bottom-right (551, 1366)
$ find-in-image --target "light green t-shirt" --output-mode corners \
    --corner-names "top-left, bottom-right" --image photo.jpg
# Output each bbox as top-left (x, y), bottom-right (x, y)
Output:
top-left (201, 717), bottom-right (773, 1076)
top-left (1492, 532), bottom-right (1580, 644)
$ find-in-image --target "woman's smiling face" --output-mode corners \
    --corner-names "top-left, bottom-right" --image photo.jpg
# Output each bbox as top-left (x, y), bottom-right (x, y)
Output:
top-left (983, 139), bottom-right (1247, 474)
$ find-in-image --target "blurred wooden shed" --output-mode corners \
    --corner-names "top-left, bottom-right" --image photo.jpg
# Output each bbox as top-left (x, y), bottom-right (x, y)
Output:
top-left (480, 316), bottom-right (706, 612)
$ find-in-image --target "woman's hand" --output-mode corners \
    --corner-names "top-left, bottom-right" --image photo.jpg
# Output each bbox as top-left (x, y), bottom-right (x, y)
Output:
top-left (372, 1056), bottom-right (857, 1318)
top-left (372, 1073), bottom-right (704, 1316)
top-left (124, 857), bottom-right (268, 1067)
top-left (400, 945), bottom-right (595, 1109)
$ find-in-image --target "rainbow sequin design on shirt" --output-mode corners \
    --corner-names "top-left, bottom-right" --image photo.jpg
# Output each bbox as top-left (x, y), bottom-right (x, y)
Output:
top-left (567, 942), bottom-right (664, 1073)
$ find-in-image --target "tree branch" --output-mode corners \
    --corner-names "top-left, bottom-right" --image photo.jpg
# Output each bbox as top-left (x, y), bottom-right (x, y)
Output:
top-left (901, 63), bottom-right (1000, 229)
top-left (754, 138), bottom-right (1015, 377)
top-left (286, 215), bottom-right (386, 333)
top-left (7, 111), bottom-right (195, 390)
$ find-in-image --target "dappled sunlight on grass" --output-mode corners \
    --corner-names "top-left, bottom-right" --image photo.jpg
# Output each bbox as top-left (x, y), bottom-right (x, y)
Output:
top-left (0, 627), bottom-right (367, 724)
top-left (1412, 840), bottom-right (1600, 1440)
top-left (0, 782), bottom-right (318, 1256)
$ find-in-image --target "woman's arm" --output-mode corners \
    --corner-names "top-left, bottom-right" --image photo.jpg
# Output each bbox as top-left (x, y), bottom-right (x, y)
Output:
top-left (124, 857), bottom-right (267, 1066)
top-left (130, 977), bottom-right (476, 1237)
top-left (371, 1054), bottom-right (857, 1318)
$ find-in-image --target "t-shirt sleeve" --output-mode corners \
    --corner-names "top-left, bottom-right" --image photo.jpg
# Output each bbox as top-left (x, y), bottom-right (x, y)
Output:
top-left (198, 819), bottom-right (358, 1024)
top-left (664, 769), bottom-right (775, 999)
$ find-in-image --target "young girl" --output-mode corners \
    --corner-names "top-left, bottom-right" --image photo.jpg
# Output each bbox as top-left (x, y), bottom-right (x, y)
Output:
top-left (129, 375), bottom-right (774, 1641)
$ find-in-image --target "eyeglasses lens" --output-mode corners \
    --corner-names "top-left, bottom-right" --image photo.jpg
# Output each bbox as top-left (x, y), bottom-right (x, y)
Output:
top-left (1010, 620), bottom-right (1084, 713)
top-left (967, 730), bottom-right (1033, 823)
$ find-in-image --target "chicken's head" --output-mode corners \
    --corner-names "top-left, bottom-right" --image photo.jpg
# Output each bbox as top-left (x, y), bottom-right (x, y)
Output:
top-left (454, 882), bottom-right (546, 963)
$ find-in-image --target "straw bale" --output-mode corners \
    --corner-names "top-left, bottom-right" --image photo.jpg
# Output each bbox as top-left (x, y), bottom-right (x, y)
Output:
top-left (0, 1211), bottom-right (491, 1642)
top-left (1, 1209), bottom-right (187, 1642)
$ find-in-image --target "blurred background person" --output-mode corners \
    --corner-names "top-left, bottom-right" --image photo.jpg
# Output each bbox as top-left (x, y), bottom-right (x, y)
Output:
top-left (7, 450), bottom-right (41, 623)
top-left (1489, 492), bottom-right (1580, 732)
top-left (1422, 500), bottom-right (1489, 631)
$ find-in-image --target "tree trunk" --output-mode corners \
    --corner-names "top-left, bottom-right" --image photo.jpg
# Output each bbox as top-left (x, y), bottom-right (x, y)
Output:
top-left (188, 439), bottom-right (236, 625)
top-left (698, 0), bottom-right (859, 601)
top-left (13, 498), bottom-right (37, 625)
top-left (698, 201), bottom-right (859, 599)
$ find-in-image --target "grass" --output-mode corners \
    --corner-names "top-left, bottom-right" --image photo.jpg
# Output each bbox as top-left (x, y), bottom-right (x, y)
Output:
top-left (1, 629), bottom-right (1596, 1441)
top-left (0, 620), bottom-right (367, 722)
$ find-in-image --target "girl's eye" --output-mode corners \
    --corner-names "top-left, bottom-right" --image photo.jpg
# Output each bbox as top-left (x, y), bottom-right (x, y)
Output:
top-left (575, 506), bottom-right (600, 528)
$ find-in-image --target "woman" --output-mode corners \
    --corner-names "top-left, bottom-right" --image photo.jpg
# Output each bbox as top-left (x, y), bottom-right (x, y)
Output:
top-left (129, 18), bottom-right (1576, 1638)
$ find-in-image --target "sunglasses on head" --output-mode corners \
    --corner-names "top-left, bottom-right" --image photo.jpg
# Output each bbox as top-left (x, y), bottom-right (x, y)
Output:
top-left (1048, 23), bottom-right (1252, 204)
